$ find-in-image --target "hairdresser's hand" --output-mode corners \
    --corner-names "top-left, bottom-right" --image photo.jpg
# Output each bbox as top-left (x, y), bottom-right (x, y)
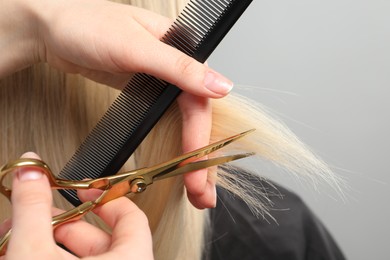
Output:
top-left (3, 152), bottom-right (153, 260)
top-left (2, 0), bottom-right (232, 97)
top-left (2, 0), bottom-right (228, 208)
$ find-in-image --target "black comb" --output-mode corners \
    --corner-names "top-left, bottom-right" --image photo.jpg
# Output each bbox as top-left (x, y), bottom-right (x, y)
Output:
top-left (59, 0), bottom-right (253, 206)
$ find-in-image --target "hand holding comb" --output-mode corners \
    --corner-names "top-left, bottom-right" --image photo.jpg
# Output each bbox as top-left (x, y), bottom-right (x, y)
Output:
top-left (58, 0), bottom-right (253, 206)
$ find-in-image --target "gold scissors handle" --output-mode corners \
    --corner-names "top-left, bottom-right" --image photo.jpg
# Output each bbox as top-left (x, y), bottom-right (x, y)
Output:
top-left (0, 129), bottom-right (255, 255)
top-left (0, 159), bottom-right (111, 255)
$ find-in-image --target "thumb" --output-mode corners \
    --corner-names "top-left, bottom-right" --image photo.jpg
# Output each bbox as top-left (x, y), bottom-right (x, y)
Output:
top-left (7, 152), bottom-right (55, 256)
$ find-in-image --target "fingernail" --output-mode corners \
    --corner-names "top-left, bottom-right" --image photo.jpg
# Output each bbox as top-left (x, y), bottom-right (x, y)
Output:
top-left (204, 71), bottom-right (233, 95)
top-left (18, 169), bottom-right (43, 181)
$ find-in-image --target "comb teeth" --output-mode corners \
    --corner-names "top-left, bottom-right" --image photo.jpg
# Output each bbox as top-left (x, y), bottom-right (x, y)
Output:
top-left (162, 0), bottom-right (231, 55)
top-left (58, 74), bottom-right (169, 202)
top-left (59, 0), bottom-right (252, 205)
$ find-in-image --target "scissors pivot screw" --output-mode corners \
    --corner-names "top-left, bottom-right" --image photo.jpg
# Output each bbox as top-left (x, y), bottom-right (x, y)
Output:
top-left (130, 179), bottom-right (148, 193)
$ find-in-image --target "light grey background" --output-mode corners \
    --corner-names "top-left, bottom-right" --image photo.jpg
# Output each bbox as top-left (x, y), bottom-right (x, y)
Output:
top-left (209, 0), bottom-right (390, 259)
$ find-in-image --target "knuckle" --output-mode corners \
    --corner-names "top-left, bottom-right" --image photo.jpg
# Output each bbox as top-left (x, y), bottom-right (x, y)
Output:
top-left (13, 188), bottom-right (50, 207)
top-left (175, 55), bottom-right (198, 77)
top-left (120, 200), bottom-right (149, 227)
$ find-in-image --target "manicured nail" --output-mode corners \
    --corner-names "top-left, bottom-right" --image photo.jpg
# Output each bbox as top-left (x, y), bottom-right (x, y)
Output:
top-left (204, 71), bottom-right (233, 95)
top-left (18, 169), bottom-right (43, 181)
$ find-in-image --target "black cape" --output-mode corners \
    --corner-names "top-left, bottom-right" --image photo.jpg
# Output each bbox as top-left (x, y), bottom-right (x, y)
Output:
top-left (205, 169), bottom-right (345, 260)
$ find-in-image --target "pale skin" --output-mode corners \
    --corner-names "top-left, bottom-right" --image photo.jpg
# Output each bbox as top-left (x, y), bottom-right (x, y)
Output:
top-left (0, 0), bottom-right (234, 257)
top-left (1, 152), bottom-right (154, 259)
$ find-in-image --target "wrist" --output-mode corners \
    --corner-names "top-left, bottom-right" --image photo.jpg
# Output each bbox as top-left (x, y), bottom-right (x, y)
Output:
top-left (0, 0), bottom-right (44, 77)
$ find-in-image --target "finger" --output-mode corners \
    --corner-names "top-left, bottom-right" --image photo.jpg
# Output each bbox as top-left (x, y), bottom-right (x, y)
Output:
top-left (46, 56), bottom-right (132, 89)
top-left (55, 189), bottom-right (150, 257)
top-left (128, 5), bottom-right (173, 39)
top-left (101, 5), bottom-right (234, 98)
top-left (44, 2), bottom-right (233, 97)
top-left (187, 176), bottom-right (217, 209)
top-left (8, 152), bottom-right (56, 256)
top-left (0, 219), bottom-right (11, 238)
top-left (91, 197), bottom-right (153, 259)
top-left (178, 93), bottom-right (217, 209)
top-left (54, 216), bottom-right (111, 257)
top-left (119, 32), bottom-right (233, 98)
top-left (54, 189), bottom-right (111, 256)
top-left (127, 7), bottom-right (234, 98)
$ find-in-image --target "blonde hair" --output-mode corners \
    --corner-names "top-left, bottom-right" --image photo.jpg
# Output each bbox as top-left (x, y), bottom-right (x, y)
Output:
top-left (0, 0), bottom-right (343, 259)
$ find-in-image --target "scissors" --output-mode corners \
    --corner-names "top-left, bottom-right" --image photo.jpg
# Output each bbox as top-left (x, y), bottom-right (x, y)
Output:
top-left (0, 129), bottom-right (254, 255)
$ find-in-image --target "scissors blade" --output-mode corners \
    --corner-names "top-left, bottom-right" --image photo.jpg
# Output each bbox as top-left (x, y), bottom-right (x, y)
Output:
top-left (85, 130), bottom-right (255, 204)
top-left (142, 129), bottom-right (255, 180)
top-left (153, 152), bottom-right (255, 182)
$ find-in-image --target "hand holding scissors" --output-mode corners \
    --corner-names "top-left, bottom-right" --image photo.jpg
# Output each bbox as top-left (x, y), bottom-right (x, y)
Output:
top-left (0, 130), bottom-right (254, 255)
